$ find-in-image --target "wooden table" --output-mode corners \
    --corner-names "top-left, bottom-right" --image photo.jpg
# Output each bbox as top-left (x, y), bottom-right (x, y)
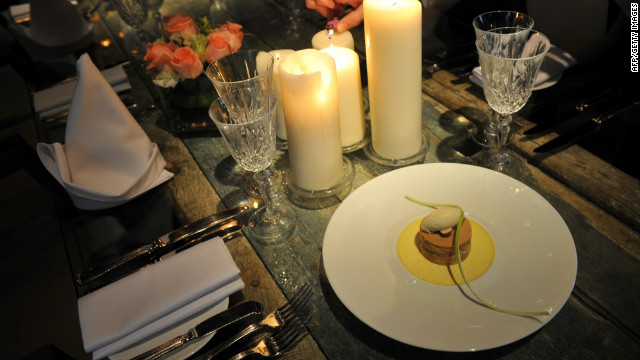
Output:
top-left (53, 0), bottom-right (640, 359)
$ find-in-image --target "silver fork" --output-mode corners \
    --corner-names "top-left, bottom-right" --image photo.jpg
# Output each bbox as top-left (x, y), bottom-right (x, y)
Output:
top-left (227, 314), bottom-right (310, 360)
top-left (192, 283), bottom-right (313, 360)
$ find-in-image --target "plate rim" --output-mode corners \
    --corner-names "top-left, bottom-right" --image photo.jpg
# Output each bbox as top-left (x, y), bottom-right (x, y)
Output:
top-left (322, 163), bottom-right (577, 352)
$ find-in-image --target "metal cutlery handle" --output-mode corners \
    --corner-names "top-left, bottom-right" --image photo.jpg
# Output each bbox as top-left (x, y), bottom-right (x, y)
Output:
top-left (132, 301), bottom-right (263, 360)
top-left (132, 330), bottom-right (195, 360)
top-left (192, 323), bottom-right (265, 360)
top-left (76, 207), bottom-right (247, 287)
top-left (76, 240), bottom-right (161, 285)
top-left (595, 100), bottom-right (640, 124)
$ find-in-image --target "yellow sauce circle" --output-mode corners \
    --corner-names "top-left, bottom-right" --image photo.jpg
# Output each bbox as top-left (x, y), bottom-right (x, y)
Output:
top-left (398, 218), bottom-right (495, 285)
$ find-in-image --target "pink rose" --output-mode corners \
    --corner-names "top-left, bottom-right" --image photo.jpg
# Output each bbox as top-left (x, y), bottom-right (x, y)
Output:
top-left (170, 46), bottom-right (204, 79)
top-left (144, 42), bottom-right (178, 73)
top-left (205, 22), bottom-right (243, 63)
top-left (165, 13), bottom-right (199, 41)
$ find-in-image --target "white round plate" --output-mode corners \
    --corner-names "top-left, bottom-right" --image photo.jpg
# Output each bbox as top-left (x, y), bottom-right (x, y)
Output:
top-left (323, 163), bottom-right (577, 352)
top-left (109, 298), bottom-right (229, 360)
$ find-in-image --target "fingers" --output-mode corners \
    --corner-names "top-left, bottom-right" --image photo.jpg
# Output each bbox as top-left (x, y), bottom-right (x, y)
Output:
top-left (336, 0), bottom-right (364, 8)
top-left (336, 4), bottom-right (363, 32)
top-left (306, 0), bottom-right (335, 18)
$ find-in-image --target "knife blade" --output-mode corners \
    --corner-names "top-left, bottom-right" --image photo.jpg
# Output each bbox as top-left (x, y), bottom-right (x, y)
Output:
top-left (131, 301), bottom-right (264, 360)
top-left (78, 224), bottom-right (245, 295)
top-left (534, 100), bottom-right (640, 153)
top-left (524, 89), bottom-right (618, 136)
top-left (76, 206), bottom-right (248, 285)
top-left (424, 51), bottom-right (478, 76)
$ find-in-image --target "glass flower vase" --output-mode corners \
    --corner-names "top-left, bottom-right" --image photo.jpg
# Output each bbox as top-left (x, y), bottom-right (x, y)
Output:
top-left (157, 75), bottom-right (220, 135)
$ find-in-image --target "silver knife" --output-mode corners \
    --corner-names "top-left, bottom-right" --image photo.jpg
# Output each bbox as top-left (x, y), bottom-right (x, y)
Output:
top-left (534, 100), bottom-right (640, 153)
top-left (78, 224), bottom-right (245, 296)
top-left (131, 301), bottom-right (264, 360)
top-left (523, 89), bottom-right (618, 136)
top-left (76, 206), bottom-right (248, 285)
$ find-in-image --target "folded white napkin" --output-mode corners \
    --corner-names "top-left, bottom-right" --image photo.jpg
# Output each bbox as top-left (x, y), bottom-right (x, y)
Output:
top-left (34, 64), bottom-right (131, 118)
top-left (9, 1), bottom-right (78, 22)
top-left (37, 53), bottom-right (173, 210)
top-left (9, 4), bottom-right (30, 21)
top-left (78, 237), bottom-right (245, 359)
top-left (470, 45), bottom-right (577, 90)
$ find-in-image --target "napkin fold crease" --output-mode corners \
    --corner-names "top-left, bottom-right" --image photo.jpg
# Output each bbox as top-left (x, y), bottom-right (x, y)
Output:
top-left (34, 64), bottom-right (131, 118)
top-left (37, 54), bottom-right (173, 210)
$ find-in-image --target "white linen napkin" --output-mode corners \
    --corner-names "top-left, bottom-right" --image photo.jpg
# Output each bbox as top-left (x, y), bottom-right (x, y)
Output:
top-left (34, 64), bottom-right (131, 118)
top-left (470, 45), bottom-right (577, 89)
top-left (78, 237), bottom-right (245, 359)
top-left (37, 53), bottom-right (173, 210)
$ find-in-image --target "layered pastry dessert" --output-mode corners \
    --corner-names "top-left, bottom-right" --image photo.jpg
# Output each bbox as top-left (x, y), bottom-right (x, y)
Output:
top-left (418, 207), bottom-right (472, 265)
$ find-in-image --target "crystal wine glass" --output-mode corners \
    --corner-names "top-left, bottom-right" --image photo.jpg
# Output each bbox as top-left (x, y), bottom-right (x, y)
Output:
top-left (142, 0), bottom-right (163, 37)
top-left (206, 50), bottom-right (286, 203)
top-left (471, 11), bottom-right (534, 148)
top-left (209, 90), bottom-right (296, 241)
top-left (474, 30), bottom-right (550, 172)
top-left (111, 0), bottom-right (149, 53)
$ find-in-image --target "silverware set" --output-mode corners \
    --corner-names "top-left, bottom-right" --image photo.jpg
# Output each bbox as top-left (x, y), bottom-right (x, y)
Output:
top-left (191, 283), bottom-right (313, 360)
top-left (523, 88), bottom-right (640, 153)
top-left (77, 207), bottom-right (313, 359)
top-left (226, 315), bottom-right (311, 360)
top-left (76, 206), bottom-right (248, 293)
top-left (133, 283), bottom-right (313, 360)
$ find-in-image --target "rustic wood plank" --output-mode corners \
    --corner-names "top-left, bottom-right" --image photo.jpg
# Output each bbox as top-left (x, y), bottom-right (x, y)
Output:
top-left (128, 0), bottom-right (640, 357)
top-left (136, 76), bottom-right (325, 360)
top-left (180, 98), bottom-right (640, 358)
top-left (416, 81), bottom-right (640, 336)
top-left (422, 70), bottom-right (640, 235)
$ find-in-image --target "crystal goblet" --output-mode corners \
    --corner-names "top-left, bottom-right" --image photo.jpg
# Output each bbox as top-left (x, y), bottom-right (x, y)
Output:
top-left (471, 11), bottom-right (534, 148)
top-left (206, 50), bottom-right (286, 202)
top-left (209, 91), bottom-right (296, 241)
top-left (111, 0), bottom-right (149, 54)
top-left (474, 30), bottom-right (550, 173)
top-left (142, 0), bottom-right (163, 37)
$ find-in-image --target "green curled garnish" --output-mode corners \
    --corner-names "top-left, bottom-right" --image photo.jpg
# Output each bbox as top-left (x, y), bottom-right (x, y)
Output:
top-left (406, 195), bottom-right (550, 318)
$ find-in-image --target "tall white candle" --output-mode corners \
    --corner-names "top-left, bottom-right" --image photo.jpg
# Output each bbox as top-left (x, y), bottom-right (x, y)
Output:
top-left (364, 0), bottom-right (422, 159)
top-left (312, 29), bottom-right (354, 50)
top-left (279, 49), bottom-right (343, 191)
top-left (268, 49), bottom-right (295, 141)
top-left (321, 46), bottom-right (366, 148)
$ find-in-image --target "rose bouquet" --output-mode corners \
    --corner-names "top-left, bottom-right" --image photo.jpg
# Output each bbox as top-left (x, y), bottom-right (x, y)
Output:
top-left (144, 13), bottom-right (244, 88)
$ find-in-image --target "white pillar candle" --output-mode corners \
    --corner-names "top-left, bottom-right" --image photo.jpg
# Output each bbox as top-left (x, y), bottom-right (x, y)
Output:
top-left (268, 49), bottom-right (295, 141)
top-left (321, 46), bottom-right (366, 148)
top-left (279, 49), bottom-right (344, 191)
top-left (312, 29), bottom-right (354, 50)
top-left (364, 0), bottom-right (422, 159)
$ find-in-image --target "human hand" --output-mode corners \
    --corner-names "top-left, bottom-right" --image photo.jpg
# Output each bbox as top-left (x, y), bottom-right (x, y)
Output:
top-left (305, 0), bottom-right (364, 32)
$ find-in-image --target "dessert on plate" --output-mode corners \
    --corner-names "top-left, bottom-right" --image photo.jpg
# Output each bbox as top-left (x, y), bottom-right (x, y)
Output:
top-left (418, 207), bottom-right (471, 265)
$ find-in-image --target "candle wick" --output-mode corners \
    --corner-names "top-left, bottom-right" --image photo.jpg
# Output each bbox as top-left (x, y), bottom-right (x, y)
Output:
top-left (327, 17), bottom-right (339, 39)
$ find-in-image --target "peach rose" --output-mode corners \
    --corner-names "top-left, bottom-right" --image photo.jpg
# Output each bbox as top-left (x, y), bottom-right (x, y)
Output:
top-left (170, 46), bottom-right (204, 79)
top-left (165, 13), bottom-right (199, 41)
top-left (205, 22), bottom-right (243, 63)
top-left (144, 42), bottom-right (179, 73)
